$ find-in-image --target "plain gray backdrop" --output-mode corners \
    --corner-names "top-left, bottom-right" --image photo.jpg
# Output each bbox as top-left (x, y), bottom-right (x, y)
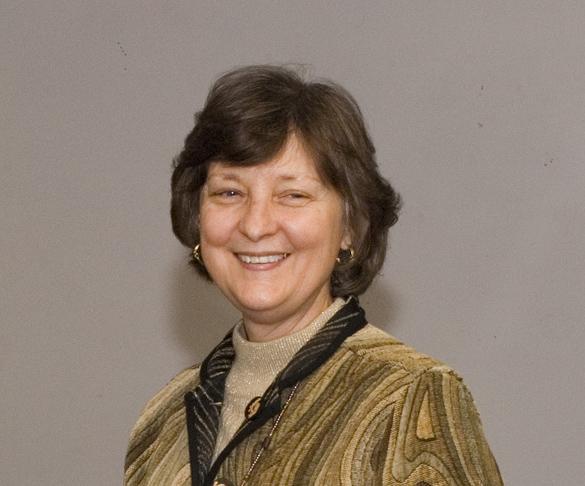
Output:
top-left (2, 1), bottom-right (584, 484)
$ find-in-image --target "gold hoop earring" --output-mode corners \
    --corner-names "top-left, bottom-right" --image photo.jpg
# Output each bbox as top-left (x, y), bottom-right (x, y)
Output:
top-left (192, 244), bottom-right (203, 265)
top-left (336, 247), bottom-right (355, 264)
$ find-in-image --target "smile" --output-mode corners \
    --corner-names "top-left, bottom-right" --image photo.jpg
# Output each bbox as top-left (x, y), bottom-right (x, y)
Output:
top-left (237, 253), bottom-right (289, 264)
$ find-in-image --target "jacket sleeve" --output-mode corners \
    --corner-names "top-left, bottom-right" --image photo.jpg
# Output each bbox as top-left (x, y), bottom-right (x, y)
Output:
top-left (385, 367), bottom-right (503, 485)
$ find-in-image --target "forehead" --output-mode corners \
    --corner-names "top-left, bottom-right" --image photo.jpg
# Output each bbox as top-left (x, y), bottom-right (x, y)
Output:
top-left (207, 135), bottom-right (324, 183)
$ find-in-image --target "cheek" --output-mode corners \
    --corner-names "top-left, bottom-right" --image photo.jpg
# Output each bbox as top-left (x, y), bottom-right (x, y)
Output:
top-left (284, 208), bottom-right (345, 253)
top-left (199, 206), bottom-right (235, 247)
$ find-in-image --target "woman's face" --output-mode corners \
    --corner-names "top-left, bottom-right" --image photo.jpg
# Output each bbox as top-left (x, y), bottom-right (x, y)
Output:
top-left (199, 135), bottom-right (350, 335)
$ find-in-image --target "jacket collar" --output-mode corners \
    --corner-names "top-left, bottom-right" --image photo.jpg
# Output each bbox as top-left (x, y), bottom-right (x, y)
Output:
top-left (185, 296), bottom-right (367, 486)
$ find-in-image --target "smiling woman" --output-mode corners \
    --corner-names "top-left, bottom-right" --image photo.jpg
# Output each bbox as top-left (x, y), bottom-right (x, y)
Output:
top-left (200, 136), bottom-right (350, 341)
top-left (124, 66), bottom-right (503, 486)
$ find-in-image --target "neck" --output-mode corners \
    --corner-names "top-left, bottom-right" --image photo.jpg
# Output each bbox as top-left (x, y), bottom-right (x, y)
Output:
top-left (242, 289), bottom-right (333, 342)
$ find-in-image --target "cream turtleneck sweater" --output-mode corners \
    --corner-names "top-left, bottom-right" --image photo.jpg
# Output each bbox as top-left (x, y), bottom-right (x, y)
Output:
top-left (212, 298), bottom-right (345, 460)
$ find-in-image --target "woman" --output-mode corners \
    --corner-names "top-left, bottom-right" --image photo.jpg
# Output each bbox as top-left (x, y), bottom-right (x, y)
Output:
top-left (125, 66), bottom-right (503, 486)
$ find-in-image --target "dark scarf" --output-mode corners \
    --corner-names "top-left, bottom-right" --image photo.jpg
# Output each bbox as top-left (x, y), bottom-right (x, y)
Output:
top-left (184, 296), bottom-right (368, 486)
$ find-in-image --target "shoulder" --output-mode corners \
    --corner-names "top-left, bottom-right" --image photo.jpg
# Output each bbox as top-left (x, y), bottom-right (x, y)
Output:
top-left (124, 365), bottom-right (200, 483)
top-left (341, 323), bottom-right (454, 377)
top-left (131, 365), bottom-right (200, 432)
top-left (337, 324), bottom-right (477, 412)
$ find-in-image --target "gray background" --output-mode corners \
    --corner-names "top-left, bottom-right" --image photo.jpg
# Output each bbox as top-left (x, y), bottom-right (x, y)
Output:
top-left (2, 1), bottom-right (584, 484)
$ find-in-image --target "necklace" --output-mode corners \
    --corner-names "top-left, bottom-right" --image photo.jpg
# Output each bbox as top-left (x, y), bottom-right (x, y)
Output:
top-left (239, 383), bottom-right (300, 486)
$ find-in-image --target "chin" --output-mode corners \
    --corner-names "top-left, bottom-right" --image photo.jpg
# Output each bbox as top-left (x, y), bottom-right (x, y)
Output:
top-left (233, 293), bottom-right (283, 314)
top-left (227, 284), bottom-right (293, 316)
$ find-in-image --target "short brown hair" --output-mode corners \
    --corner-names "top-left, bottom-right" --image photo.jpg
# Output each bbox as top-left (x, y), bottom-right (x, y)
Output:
top-left (171, 65), bottom-right (401, 296)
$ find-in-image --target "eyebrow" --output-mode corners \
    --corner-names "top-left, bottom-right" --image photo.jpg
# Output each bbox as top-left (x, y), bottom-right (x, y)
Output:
top-left (207, 173), bottom-right (241, 182)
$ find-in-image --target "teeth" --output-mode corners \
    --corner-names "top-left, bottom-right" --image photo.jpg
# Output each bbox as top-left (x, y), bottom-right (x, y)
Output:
top-left (238, 254), bottom-right (287, 264)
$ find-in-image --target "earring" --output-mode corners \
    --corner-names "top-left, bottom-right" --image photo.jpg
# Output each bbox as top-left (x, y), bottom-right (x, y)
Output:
top-left (336, 247), bottom-right (355, 264)
top-left (192, 244), bottom-right (203, 265)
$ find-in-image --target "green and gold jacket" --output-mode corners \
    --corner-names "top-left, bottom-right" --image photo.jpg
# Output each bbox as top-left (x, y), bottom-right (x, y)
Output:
top-left (125, 298), bottom-right (503, 486)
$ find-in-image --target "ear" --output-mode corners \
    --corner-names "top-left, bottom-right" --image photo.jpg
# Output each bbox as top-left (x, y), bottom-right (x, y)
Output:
top-left (340, 226), bottom-right (352, 250)
top-left (340, 201), bottom-right (352, 250)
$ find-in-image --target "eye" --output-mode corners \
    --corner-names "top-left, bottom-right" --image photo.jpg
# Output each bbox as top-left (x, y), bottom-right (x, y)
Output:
top-left (209, 188), bottom-right (244, 202)
top-left (280, 191), bottom-right (311, 206)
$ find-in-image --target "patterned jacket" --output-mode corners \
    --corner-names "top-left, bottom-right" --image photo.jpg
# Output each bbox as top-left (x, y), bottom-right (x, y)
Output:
top-left (124, 298), bottom-right (503, 485)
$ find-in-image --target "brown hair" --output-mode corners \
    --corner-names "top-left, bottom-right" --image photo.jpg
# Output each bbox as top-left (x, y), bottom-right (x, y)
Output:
top-left (171, 65), bottom-right (401, 296)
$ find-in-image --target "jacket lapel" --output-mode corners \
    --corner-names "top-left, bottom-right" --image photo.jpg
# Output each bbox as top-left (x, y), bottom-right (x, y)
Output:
top-left (263, 296), bottom-right (366, 404)
top-left (184, 332), bottom-right (235, 486)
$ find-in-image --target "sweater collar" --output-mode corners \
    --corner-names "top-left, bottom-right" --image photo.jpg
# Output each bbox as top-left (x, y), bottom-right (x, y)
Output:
top-left (230, 297), bottom-right (345, 377)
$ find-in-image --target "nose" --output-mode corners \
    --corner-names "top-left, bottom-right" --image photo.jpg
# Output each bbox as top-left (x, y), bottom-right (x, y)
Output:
top-left (238, 196), bottom-right (278, 242)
